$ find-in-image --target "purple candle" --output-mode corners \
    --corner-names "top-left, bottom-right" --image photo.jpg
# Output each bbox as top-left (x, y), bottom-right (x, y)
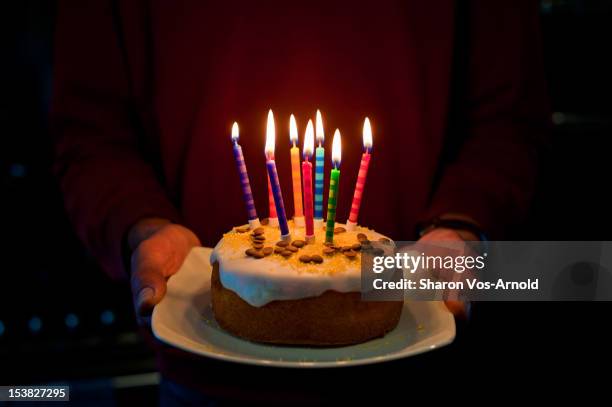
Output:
top-left (265, 110), bottom-right (291, 239)
top-left (231, 122), bottom-right (260, 229)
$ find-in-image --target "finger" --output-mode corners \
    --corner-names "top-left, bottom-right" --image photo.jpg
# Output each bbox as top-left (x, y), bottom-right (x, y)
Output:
top-left (131, 266), bottom-right (168, 317)
top-left (129, 224), bottom-right (200, 320)
top-left (138, 227), bottom-right (196, 279)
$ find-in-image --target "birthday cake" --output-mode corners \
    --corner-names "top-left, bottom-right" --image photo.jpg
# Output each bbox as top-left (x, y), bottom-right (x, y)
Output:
top-left (210, 221), bottom-right (403, 346)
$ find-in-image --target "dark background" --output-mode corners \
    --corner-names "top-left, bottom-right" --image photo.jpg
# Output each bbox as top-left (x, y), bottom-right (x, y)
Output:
top-left (1, 0), bottom-right (611, 404)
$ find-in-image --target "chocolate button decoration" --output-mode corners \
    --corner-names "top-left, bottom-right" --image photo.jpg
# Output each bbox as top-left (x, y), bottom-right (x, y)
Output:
top-left (311, 255), bottom-right (324, 264)
top-left (344, 250), bottom-right (357, 259)
top-left (323, 247), bottom-right (336, 255)
top-left (292, 240), bottom-right (306, 248)
top-left (299, 255), bottom-right (312, 263)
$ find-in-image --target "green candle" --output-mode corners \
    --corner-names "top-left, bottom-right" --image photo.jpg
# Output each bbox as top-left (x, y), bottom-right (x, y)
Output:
top-left (325, 129), bottom-right (342, 243)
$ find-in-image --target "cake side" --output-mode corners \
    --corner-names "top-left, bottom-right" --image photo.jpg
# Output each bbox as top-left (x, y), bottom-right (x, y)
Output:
top-left (211, 263), bottom-right (403, 346)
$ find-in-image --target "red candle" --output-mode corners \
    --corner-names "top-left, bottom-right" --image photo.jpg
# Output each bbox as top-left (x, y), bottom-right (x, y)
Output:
top-left (347, 118), bottom-right (373, 231)
top-left (302, 120), bottom-right (315, 241)
top-left (267, 171), bottom-right (278, 225)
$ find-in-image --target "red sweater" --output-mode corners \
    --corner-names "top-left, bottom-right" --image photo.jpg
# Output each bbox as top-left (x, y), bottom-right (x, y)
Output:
top-left (51, 0), bottom-right (549, 280)
top-left (50, 0), bottom-right (548, 398)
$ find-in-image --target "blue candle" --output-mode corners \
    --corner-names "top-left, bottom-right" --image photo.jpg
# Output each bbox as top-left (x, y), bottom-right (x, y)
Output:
top-left (265, 110), bottom-right (291, 239)
top-left (314, 110), bottom-right (325, 222)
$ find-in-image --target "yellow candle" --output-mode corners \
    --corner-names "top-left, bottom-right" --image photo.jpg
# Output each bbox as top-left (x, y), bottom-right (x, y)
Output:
top-left (289, 114), bottom-right (304, 226)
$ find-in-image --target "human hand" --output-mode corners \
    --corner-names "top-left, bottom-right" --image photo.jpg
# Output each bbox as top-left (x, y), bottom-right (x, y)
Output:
top-left (417, 227), bottom-right (478, 319)
top-left (128, 218), bottom-right (201, 325)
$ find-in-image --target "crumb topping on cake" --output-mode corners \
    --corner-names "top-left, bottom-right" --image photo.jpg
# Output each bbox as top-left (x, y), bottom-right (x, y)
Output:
top-left (217, 220), bottom-right (384, 275)
top-left (209, 221), bottom-right (392, 306)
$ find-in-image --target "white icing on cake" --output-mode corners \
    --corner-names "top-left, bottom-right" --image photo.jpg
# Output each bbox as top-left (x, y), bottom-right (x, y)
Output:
top-left (210, 221), bottom-right (389, 307)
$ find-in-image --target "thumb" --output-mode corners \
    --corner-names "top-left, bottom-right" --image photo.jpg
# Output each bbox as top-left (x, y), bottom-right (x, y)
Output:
top-left (131, 267), bottom-right (168, 317)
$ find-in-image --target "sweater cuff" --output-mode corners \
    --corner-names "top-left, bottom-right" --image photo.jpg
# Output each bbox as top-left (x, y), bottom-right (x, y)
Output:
top-left (421, 184), bottom-right (507, 240)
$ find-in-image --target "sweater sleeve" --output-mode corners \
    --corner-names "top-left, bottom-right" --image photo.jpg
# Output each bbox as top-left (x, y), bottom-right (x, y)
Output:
top-left (49, 1), bottom-right (180, 279)
top-left (426, 0), bottom-right (551, 238)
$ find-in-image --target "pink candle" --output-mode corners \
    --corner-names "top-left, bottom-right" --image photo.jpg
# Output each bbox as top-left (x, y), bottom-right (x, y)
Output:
top-left (302, 120), bottom-right (315, 241)
top-left (347, 118), bottom-right (373, 231)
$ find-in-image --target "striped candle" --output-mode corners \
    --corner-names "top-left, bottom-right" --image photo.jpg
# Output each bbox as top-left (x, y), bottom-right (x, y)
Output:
top-left (314, 110), bottom-right (325, 224)
top-left (231, 123), bottom-right (260, 229)
top-left (289, 115), bottom-right (304, 226)
top-left (267, 161), bottom-right (290, 238)
top-left (325, 129), bottom-right (342, 243)
top-left (267, 170), bottom-right (278, 225)
top-left (302, 120), bottom-right (315, 241)
top-left (265, 110), bottom-right (290, 239)
top-left (346, 118), bottom-right (373, 231)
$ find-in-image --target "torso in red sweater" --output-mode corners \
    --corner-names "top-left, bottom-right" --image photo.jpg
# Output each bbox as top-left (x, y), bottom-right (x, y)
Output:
top-left (52, 0), bottom-right (548, 278)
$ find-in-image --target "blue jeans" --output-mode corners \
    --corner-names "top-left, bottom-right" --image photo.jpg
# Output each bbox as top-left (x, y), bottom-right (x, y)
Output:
top-left (159, 378), bottom-right (220, 407)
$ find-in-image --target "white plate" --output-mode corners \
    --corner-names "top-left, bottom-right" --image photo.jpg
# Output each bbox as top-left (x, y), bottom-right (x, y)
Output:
top-left (152, 247), bottom-right (455, 368)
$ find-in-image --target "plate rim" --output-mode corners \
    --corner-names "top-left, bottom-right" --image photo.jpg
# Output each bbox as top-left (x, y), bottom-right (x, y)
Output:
top-left (152, 247), bottom-right (456, 369)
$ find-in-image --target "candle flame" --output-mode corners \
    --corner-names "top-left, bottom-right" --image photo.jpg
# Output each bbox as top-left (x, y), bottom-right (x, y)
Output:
top-left (265, 109), bottom-right (275, 157)
top-left (315, 109), bottom-right (324, 144)
top-left (231, 122), bottom-right (239, 142)
top-left (332, 129), bottom-right (341, 167)
top-left (289, 114), bottom-right (298, 144)
top-left (363, 117), bottom-right (372, 150)
top-left (303, 119), bottom-right (314, 158)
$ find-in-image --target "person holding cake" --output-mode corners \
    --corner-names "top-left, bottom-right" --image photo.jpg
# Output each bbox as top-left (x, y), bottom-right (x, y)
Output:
top-left (50, 0), bottom-right (549, 404)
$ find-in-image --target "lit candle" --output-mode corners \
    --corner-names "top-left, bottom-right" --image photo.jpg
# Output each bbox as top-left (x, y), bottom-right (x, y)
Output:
top-left (346, 118), bottom-right (373, 231)
top-left (325, 129), bottom-right (342, 243)
top-left (314, 109), bottom-right (325, 228)
top-left (265, 110), bottom-right (291, 239)
top-left (231, 122), bottom-right (260, 229)
top-left (289, 114), bottom-right (304, 227)
top-left (302, 120), bottom-right (315, 242)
